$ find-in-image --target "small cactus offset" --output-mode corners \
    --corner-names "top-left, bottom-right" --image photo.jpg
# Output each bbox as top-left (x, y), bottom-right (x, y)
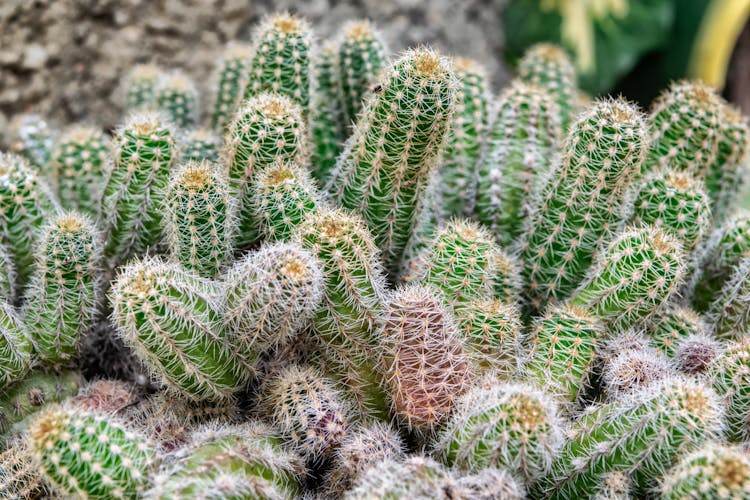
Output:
top-left (711, 337), bottom-right (750, 442)
top-left (27, 404), bottom-right (153, 499)
top-left (475, 80), bottom-right (561, 247)
top-left (9, 113), bottom-right (58, 173)
top-left (600, 343), bottom-right (671, 400)
top-left (569, 226), bottom-right (685, 333)
top-left (330, 47), bottom-right (458, 272)
top-left (110, 257), bottom-right (253, 402)
top-left (310, 41), bottom-right (344, 182)
top-left (154, 71), bottom-right (200, 129)
top-left (225, 93), bottom-right (307, 249)
top-left (706, 257), bottom-right (750, 342)
top-left (337, 20), bottom-right (388, 128)
top-left (673, 333), bottom-right (722, 376)
top-left (242, 12), bottom-right (312, 109)
top-left (646, 305), bottom-right (708, 358)
top-left (519, 98), bottom-right (648, 311)
top-left (0, 301), bottom-right (33, 390)
top-left (180, 128), bottom-right (221, 163)
top-left (660, 443), bottom-right (750, 499)
top-left (52, 125), bottom-right (109, 214)
top-left (223, 242), bottom-right (324, 353)
top-left (210, 42), bottom-right (253, 133)
top-left (124, 64), bottom-right (161, 113)
top-left (165, 160), bottom-right (235, 278)
top-left (517, 43), bottom-right (577, 128)
top-left (344, 456), bottom-right (453, 500)
top-left (23, 212), bottom-right (100, 367)
top-left (100, 112), bottom-right (175, 266)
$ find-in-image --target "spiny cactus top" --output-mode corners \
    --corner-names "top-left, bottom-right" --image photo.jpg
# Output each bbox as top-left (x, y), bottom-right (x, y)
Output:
top-left (242, 12), bottom-right (312, 109)
top-left (0, 436), bottom-right (47, 500)
top-left (601, 344), bottom-right (671, 400)
top-left (517, 43), bottom-right (577, 128)
top-left (344, 456), bottom-right (453, 500)
top-left (155, 71), bottom-right (199, 129)
top-left (647, 305), bottom-right (707, 358)
top-left (52, 125), bottom-right (109, 214)
top-left (660, 443), bottom-right (750, 499)
top-left (180, 128), bottom-right (221, 164)
top-left (645, 80), bottom-right (722, 177)
top-left (0, 300), bottom-right (33, 390)
top-left (210, 42), bottom-right (253, 133)
top-left (520, 98), bottom-right (648, 310)
top-left (310, 40), bottom-right (344, 182)
top-left (124, 64), bottom-right (161, 113)
top-left (338, 20), bottom-right (388, 127)
top-left (330, 47), bottom-right (458, 272)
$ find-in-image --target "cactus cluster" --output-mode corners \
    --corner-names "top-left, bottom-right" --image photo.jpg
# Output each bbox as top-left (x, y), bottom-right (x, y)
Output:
top-left (3, 13), bottom-right (750, 500)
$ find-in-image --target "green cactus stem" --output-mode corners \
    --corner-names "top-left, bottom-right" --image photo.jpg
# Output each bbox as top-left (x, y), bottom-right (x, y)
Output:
top-left (310, 41), bottom-right (344, 183)
top-left (210, 42), bottom-right (252, 133)
top-left (0, 301), bottom-right (33, 391)
top-left (711, 337), bottom-right (750, 442)
top-left (52, 125), bottom-right (109, 214)
top-left (660, 443), bottom-right (750, 499)
top-left (517, 43), bottom-right (577, 129)
top-left (646, 305), bottom-right (708, 359)
top-left (180, 128), bottom-right (221, 163)
top-left (707, 257), bottom-right (750, 342)
top-left (124, 64), bottom-right (161, 113)
top-left (155, 71), bottom-right (200, 129)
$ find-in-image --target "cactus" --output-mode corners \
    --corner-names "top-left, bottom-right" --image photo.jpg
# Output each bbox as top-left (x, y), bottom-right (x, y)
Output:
top-left (225, 93), bottom-right (307, 249)
top-left (601, 344), bottom-right (671, 400)
top-left (330, 47), bottom-right (458, 272)
top-left (0, 436), bottom-right (48, 499)
top-left (0, 152), bottom-right (57, 298)
top-left (382, 284), bottom-right (473, 431)
top-left (71, 379), bottom-right (140, 414)
top-left (452, 467), bottom-right (526, 500)
top-left (344, 456), bottom-right (453, 500)
top-left (242, 12), bottom-right (312, 109)
top-left (519, 98), bottom-right (648, 311)
top-left (706, 257), bottom-right (750, 342)
top-left (252, 160), bottom-right (322, 242)
top-left (644, 80), bottom-right (722, 177)
top-left (0, 301), bottom-right (33, 390)
top-left (569, 226), bottom-right (685, 333)
top-left (338, 20), bottom-right (388, 128)
top-left (165, 160), bottom-right (234, 278)
top-left (533, 377), bottom-right (723, 498)
top-left (400, 168), bottom-right (444, 280)
top-left (0, 245), bottom-right (14, 302)
top-left (100, 113), bottom-right (175, 266)
top-left (660, 443), bottom-right (750, 499)
top-left (475, 80), bottom-right (561, 247)
top-left (326, 421), bottom-right (404, 495)
top-left (210, 42), bottom-right (252, 133)
top-left (180, 128), bottom-right (221, 163)
top-left (625, 169), bottom-right (712, 251)
top-left (148, 421), bottom-right (303, 499)
top-left (223, 242), bottom-right (324, 353)
top-left (23, 212), bottom-right (100, 367)
top-left (711, 338), bottom-right (750, 442)
top-left (110, 257), bottom-right (253, 402)
top-left (9, 113), bottom-right (57, 173)
top-left (647, 305), bottom-right (707, 358)
top-left (524, 304), bottom-right (603, 407)
top-left (124, 64), bottom-right (161, 113)
top-left (262, 364), bottom-right (350, 460)
top-left (517, 43), bottom-right (577, 128)
top-left (27, 404), bottom-right (153, 499)
top-left (674, 333), bottom-right (722, 376)
top-left (435, 379), bottom-right (563, 482)
top-left (52, 125), bottom-right (109, 214)
top-left (155, 71), bottom-right (199, 129)
top-left (310, 41), bottom-right (344, 182)
top-left (592, 472), bottom-right (632, 500)
top-left (691, 211), bottom-right (750, 312)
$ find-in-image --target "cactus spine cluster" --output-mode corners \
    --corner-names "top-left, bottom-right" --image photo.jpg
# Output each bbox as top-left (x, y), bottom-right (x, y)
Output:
top-left (310, 41), bottom-right (344, 182)
top-left (706, 257), bottom-right (750, 341)
top-left (647, 305), bottom-right (707, 358)
top-left (711, 337), bottom-right (750, 442)
top-left (0, 302), bottom-right (33, 390)
top-left (180, 128), bottom-right (221, 163)
top-left (660, 443), bottom-right (750, 499)
top-left (52, 125), bottom-right (109, 214)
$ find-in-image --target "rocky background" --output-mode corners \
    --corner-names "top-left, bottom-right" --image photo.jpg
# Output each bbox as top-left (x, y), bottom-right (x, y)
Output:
top-left (0, 0), bottom-right (511, 139)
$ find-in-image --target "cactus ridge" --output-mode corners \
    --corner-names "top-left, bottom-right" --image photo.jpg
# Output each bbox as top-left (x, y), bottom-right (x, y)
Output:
top-left (155, 71), bottom-right (200, 129)
top-left (210, 42), bottom-right (253, 133)
top-left (52, 125), bottom-right (109, 214)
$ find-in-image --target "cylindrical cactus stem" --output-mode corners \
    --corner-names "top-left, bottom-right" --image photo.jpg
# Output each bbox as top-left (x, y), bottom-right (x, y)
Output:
top-left (0, 153), bottom-right (57, 299)
top-left (523, 304), bottom-right (603, 408)
top-left (707, 257), bottom-right (750, 342)
top-left (27, 404), bottom-right (153, 499)
top-left (330, 47), bottom-right (458, 273)
top-left (454, 298), bottom-right (522, 378)
top-left (569, 226), bottom-right (686, 333)
top-left (437, 57), bottom-right (490, 219)
top-left (52, 125), bottom-right (109, 214)
top-left (399, 168), bottom-right (444, 280)
top-left (210, 42), bottom-right (252, 133)
top-left (23, 212), bottom-right (100, 368)
top-left (252, 160), bottom-right (322, 242)
top-left (100, 112), bottom-right (175, 266)
top-left (660, 442), bottom-right (750, 499)
top-left (644, 80), bottom-right (722, 177)
top-left (475, 80), bottom-right (561, 247)
top-left (0, 437), bottom-right (48, 500)
top-left (326, 421), bottom-right (404, 496)
top-left (154, 71), bottom-right (200, 129)
top-left (646, 305), bottom-right (707, 358)
top-left (344, 456), bottom-right (453, 500)
top-left (110, 257), bottom-right (253, 402)
top-left (625, 169), bottom-right (712, 251)
top-left (452, 467), bottom-right (526, 500)
top-left (225, 93), bottom-right (307, 249)
top-left (148, 421), bottom-right (304, 499)
top-left (0, 370), bottom-right (82, 439)
top-left (9, 113), bottom-right (58, 174)
top-left (674, 333), bottom-right (722, 376)
top-left (690, 211), bottom-right (750, 312)
top-left (124, 64), bottom-right (161, 113)
top-left (310, 41), bottom-right (344, 183)
top-left (0, 301), bottom-right (34, 390)
top-left (165, 160), bottom-right (235, 278)
top-left (262, 364), bottom-right (351, 460)
top-left (601, 343), bottom-right (671, 400)
top-left (381, 284), bottom-right (473, 431)
top-left (242, 12), bottom-right (312, 109)
top-left (711, 337), bottom-right (750, 442)
top-left (337, 20), bottom-right (388, 128)
top-left (517, 43), bottom-right (577, 128)
top-left (180, 128), bottom-right (221, 163)
top-left (223, 242), bottom-right (324, 354)
top-left (532, 376), bottom-right (724, 498)
top-left (519, 98), bottom-right (648, 312)
top-left (434, 378), bottom-right (564, 483)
